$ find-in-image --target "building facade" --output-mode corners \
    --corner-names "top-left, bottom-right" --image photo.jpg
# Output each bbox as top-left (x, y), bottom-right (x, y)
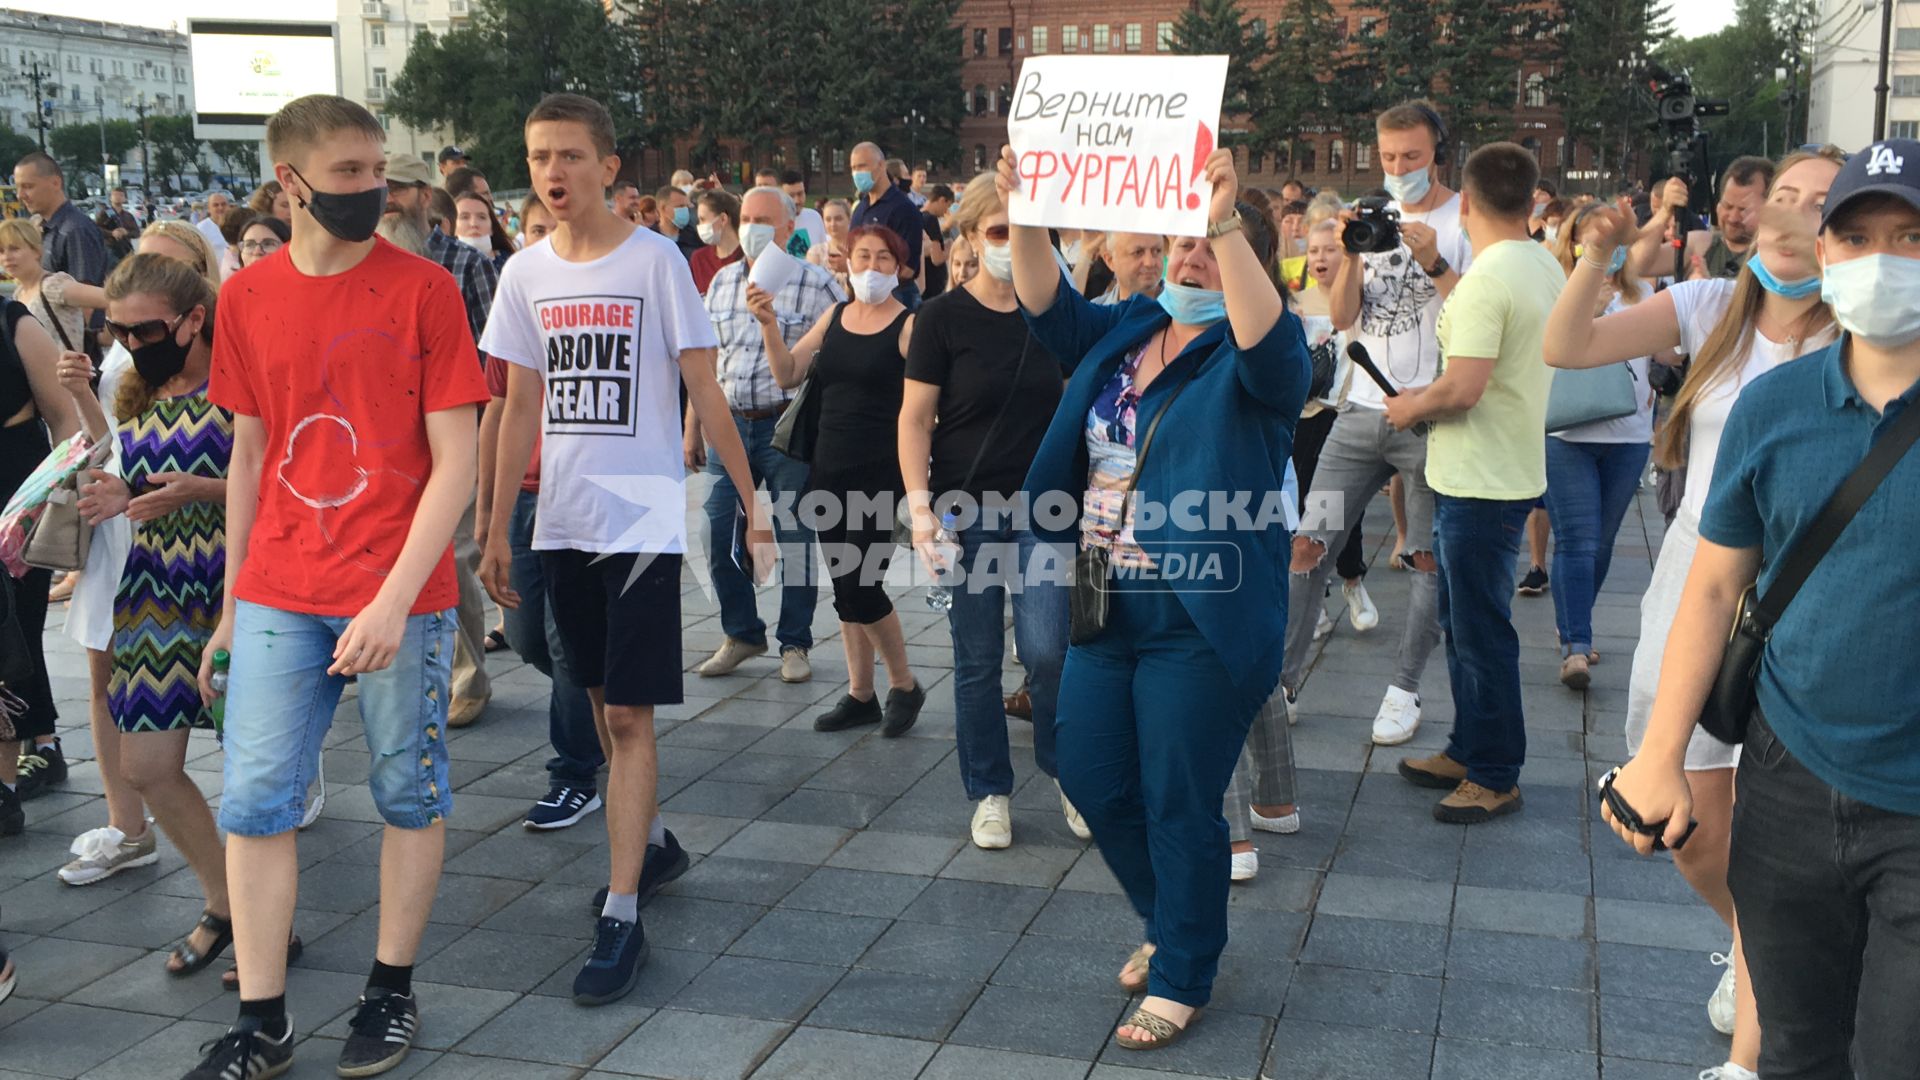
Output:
top-left (1808, 0), bottom-right (1913, 150)
top-left (0, 10), bottom-right (195, 172)
top-left (335, 0), bottom-right (468, 164)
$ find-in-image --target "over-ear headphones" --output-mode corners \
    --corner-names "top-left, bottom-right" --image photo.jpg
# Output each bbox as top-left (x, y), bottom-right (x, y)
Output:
top-left (1410, 102), bottom-right (1452, 167)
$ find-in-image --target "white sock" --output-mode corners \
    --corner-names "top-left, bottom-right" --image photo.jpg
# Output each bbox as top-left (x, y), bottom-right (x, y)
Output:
top-left (1717, 1065), bottom-right (1758, 1080)
top-left (648, 816), bottom-right (666, 848)
top-left (601, 890), bottom-right (639, 924)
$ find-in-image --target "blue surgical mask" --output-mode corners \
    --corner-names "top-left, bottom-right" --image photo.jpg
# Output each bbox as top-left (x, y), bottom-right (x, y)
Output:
top-left (852, 171), bottom-right (876, 195)
top-left (1158, 280), bottom-right (1227, 326)
top-left (1577, 244), bottom-right (1629, 276)
top-left (1822, 253), bottom-right (1920, 347)
top-left (1748, 253), bottom-right (1822, 300)
top-left (672, 206), bottom-right (691, 228)
top-left (1383, 166), bottom-right (1431, 206)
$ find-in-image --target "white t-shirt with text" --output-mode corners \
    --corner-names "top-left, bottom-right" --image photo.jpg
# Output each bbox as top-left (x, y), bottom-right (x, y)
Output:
top-left (1344, 193), bottom-right (1474, 410)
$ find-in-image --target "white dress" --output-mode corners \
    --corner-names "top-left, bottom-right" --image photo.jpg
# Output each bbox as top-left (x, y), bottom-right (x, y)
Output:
top-left (63, 343), bottom-right (134, 652)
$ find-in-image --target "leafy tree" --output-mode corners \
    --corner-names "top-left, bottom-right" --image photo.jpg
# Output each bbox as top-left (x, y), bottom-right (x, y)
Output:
top-left (1552, 0), bottom-right (1674, 188)
top-left (210, 140), bottom-right (262, 188)
top-left (1257, 0), bottom-right (1355, 180)
top-left (1351, 0), bottom-right (1443, 114)
top-left (48, 119), bottom-right (141, 181)
top-left (1657, 0), bottom-right (1810, 164)
top-left (0, 125), bottom-right (37, 172)
top-left (1432, 0), bottom-right (1531, 153)
top-left (1169, 0), bottom-right (1268, 129)
top-left (148, 114), bottom-right (207, 194)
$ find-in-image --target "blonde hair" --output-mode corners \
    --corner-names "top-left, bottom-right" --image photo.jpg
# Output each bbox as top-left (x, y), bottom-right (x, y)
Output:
top-left (267, 94), bottom-right (384, 166)
top-left (138, 221), bottom-right (221, 292)
top-left (248, 179), bottom-right (284, 217)
top-left (950, 173), bottom-right (1003, 243)
top-left (104, 253), bottom-right (217, 423)
top-left (1553, 202), bottom-right (1645, 303)
top-left (0, 217), bottom-right (42, 252)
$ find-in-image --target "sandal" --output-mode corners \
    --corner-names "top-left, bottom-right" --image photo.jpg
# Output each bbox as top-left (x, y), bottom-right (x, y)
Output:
top-left (1115, 1005), bottom-right (1200, 1051)
top-left (484, 627), bottom-right (509, 653)
top-left (222, 934), bottom-right (303, 992)
top-left (1117, 943), bottom-right (1154, 994)
top-left (166, 911), bottom-right (234, 977)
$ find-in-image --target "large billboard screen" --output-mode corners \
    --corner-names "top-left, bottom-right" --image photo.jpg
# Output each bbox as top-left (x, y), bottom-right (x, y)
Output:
top-left (189, 20), bottom-right (338, 137)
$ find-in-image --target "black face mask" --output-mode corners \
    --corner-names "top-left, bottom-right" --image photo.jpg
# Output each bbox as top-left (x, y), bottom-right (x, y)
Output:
top-left (131, 327), bottom-right (192, 388)
top-left (287, 165), bottom-right (387, 243)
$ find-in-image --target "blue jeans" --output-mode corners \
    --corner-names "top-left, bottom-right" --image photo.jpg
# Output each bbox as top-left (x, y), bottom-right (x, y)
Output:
top-left (704, 414), bottom-right (817, 651)
top-left (220, 601), bottom-right (453, 837)
top-left (505, 489), bottom-right (603, 789)
top-left (1543, 438), bottom-right (1650, 657)
top-left (946, 522), bottom-right (1070, 799)
top-left (1434, 494), bottom-right (1533, 793)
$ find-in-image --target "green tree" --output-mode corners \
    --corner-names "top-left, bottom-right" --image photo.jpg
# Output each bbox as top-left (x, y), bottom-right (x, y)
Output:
top-left (1257, 0), bottom-right (1355, 179)
top-left (1432, 0), bottom-right (1530, 153)
top-left (1351, 0), bottom-right (1443, 114)
top-left (1552, 0), bottom-right (1673, 188)
top-left (1657, 0), bottom-right (1811, 164)
top-left (147, 114), bottom-right (206, 194)
top-left (48, 119), bottom-right (141, 181)
top-left (1169, 0), bottom-right (1269, 130)
top-left (0, 125), bottom-right (36, 172)
top-left (210, 140), bottom-right (262, 188)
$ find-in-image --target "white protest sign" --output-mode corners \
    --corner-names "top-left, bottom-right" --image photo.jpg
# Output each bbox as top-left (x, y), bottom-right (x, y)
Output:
top-left (747, 243), bottom-right (804, 296)
top-left (1007, 54), bottom-right (1228, 237)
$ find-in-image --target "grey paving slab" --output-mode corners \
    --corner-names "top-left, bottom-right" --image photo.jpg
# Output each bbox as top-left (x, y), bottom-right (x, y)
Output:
top-left (1431, 1038), bottom-right (1599, 1080)
top-left (803, 970), bottom-right (981, 1041)
top-left (0, 1003), bottom-right (168, 1079)
top-left (1263, 1017), bottom-right (1436, 1080)
top-left (777, 866), bottom-right (931, 919)
top-left (919, 1045), bottom-right (1092, 1080)
top-left (748, 1026), bottom-right (937, 1079)
top-left (1299, 914), bottom-right (1449, 977)
top-left (1438, 978), bottom-right (1597, 1052)
top-left (949, 985), bottom-right (1126, 1060)
top-left (1283, 962), bottom-right (1444, 1034)
top-left (672, 955), bottom-right (844, 1022)
top-left (597, 1009), bottom-right (790, 1079)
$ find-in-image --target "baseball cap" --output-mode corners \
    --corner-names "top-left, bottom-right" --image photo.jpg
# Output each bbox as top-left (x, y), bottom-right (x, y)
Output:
top-left (1821, 139), bottom-right (1920, 230)
top-left (437, 145), bottom-right (466, 164)
top-left (386, 154), bottom-right (435, 186)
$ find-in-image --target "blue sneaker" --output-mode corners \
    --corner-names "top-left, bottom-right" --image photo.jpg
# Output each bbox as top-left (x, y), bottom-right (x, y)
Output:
top-left (573, 916), bottom-right (648, 1006)
top-left (589, 828), bottom-right (690, 913)
top-left (525, 785), bottom-right (602, 831)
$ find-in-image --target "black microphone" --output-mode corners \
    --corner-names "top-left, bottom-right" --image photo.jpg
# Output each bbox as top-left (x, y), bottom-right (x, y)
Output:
top-left (1346, 341), bottom-right (1429, 436)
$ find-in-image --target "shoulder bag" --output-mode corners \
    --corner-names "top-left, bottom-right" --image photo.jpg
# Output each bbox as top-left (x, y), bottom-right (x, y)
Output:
top-left (1546, 361), bottom-right (1639, 433)
top-left (771, 306), bottom-right (839, 463)
top-left (1070, 355), bottom-right (1201, 646)
top-left (1699, 395), bottom-right (1920, 744)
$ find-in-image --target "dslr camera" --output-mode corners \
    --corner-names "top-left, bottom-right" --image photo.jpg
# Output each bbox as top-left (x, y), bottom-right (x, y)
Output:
top-left (1342, 196), bottom-right (1401, 255)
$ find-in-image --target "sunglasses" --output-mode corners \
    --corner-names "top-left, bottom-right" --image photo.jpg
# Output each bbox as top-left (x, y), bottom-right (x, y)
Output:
top-left (982, 224), bottom-right (1010, 242)
top-left (104, 310), bottom-right (191, 349)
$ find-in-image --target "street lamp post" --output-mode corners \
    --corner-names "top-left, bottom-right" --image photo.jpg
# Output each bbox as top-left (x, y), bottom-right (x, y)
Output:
top-left (905, 109), bottom-right (924, 170)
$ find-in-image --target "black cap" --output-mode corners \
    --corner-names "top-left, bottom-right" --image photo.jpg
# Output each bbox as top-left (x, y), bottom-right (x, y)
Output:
top-left (1822, 139), bottom-right (1920, 230)
top-left (437, 145), bottom-right (467, 164)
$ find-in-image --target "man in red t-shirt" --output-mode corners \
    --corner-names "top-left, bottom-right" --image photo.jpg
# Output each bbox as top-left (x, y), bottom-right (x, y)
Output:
top-left (182, 95), bottom-right (487, 1080)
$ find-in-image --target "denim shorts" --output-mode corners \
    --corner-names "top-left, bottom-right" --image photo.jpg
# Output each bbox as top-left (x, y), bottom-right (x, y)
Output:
top-left (218, 600), bottom-right (455, 837)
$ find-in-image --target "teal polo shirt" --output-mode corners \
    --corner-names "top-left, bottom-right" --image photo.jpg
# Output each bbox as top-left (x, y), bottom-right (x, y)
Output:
top-left (1700, 337), bottom-right (1920, 814)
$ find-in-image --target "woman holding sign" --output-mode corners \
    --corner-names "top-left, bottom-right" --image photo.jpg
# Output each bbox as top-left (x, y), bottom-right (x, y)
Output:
top-left (997, 144), bottom-right (1310, 1049)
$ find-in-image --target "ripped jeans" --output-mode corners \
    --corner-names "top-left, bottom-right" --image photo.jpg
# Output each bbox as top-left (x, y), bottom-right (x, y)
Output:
top-left (1282, 406), bottom-right (1442, 696)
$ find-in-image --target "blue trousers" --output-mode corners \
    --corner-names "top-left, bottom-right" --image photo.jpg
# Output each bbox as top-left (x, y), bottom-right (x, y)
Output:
top-left (946, 523), bottom-right (1069, 799)
top-left (505, 490), bottom-right (602, 788)
top-left (1543, 438), bottom-right (1650, 657)
top-left (1056, 574), bottom-right (1266, 1008)
top-left (704, 414), bottom-right (818, 651)
top-left (1435, 494), bottom-right (1533, 792)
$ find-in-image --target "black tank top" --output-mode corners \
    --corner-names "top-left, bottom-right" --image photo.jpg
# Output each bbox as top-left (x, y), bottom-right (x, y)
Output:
top-left (812, 304), bottom-right (910, 478)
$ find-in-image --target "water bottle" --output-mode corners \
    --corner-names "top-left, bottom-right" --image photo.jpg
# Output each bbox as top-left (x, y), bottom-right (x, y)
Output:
top-left (924, 511), bottom-right (960, 612)
top-left (208, 649), bottom-right (230, 734)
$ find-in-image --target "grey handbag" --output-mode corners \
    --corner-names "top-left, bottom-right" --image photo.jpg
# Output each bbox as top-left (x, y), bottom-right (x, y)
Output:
top-left (1545, 362), bottom-right (1638, 433)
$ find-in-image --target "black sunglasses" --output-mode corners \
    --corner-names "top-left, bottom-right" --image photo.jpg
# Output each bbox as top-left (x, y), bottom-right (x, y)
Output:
top-left (104, 310), bottom-right (190, 349)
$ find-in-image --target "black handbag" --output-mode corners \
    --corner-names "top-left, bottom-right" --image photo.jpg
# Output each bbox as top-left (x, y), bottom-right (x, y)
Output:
top-left (770, 372), bottom-right (822, 463)
top-left (1698, 394), bottom-right (1920, 744)
top-left (1069, 357), bottom-right (1200, 646)
top-left (0, 573), bottom-right (35, 738)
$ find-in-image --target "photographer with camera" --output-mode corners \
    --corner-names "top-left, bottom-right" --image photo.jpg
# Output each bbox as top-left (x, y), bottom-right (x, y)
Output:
top-left (1629, 157), bottom-right (1774, 283)
top-left (1282, 99), bottom-right (1471, 747)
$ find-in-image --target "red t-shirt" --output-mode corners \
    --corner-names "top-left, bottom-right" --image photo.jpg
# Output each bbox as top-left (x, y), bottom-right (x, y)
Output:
top-left (210, 238), bottom-right (489, 617)
top-left (688, 244), bottom-right (742, 296)
top-left (484, 355), bottom-right (540, 494)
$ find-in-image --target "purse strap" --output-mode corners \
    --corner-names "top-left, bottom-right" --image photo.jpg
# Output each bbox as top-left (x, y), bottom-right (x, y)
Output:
top-left (949, 336), bottom-right (1033, 502)
top-left (36, 294), bottom-right (76, 353)
top-left (1753, 380), bottom-right (1920, 625)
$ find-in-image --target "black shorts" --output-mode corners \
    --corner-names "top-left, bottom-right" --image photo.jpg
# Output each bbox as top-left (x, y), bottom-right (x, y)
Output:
top-left (540, 550), bottom-right (683, 708)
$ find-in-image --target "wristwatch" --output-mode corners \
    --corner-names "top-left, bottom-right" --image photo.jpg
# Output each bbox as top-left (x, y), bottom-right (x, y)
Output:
top-left (1207, 215), bottom-right (1244, 240)
top-left (1423, 256), bottom-right (1450, 278)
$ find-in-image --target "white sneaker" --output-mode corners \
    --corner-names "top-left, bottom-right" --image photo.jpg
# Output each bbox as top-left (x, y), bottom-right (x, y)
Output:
top-left (1371, 686), bottom-right (1422, 745)
top-left (58, 825), bottom-right (158, 885)
top-left (1708, 949), bottom-right (1736, 1035)
top-left (1250, 807), bottom-right (1300, 834)
top-left (299, 754), bottom-right (327, 831)
top-left (1344, 580), bottom-right (1380, 633)
top-left (1230, 850), bottom-right (1259, 881)
top-left (1059, 784), bottom-right (1092, 840)
top-left (1313, 606), bottom-right (1334, 641)
top-left (971, 795), bottom-right (1012, 849)
top-left (1700, 1065), bottom-right (1758, 1080)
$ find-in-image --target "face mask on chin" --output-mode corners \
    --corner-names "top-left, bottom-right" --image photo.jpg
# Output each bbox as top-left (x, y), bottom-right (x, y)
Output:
top-left (458, 233), bottom-right (492, 256)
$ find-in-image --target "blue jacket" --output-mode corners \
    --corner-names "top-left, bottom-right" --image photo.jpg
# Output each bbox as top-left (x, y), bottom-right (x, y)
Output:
top-left (1020, 276), bottom-right (1311, 695)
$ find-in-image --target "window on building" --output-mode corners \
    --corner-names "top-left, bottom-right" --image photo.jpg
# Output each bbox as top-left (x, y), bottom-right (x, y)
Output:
top-left (1553, 136), bottom-right (1565, 168)
top-left (376, 111), bottom-right (391, 131)
top-left (999, 27), bottom-right (1013, 54)
top-left (70, 86), bottom-right (80, 102)
top-left (415, 26), bottom-right (432, 43)
top-left (373, 67), bottom-right (388, 90)
top-left (831, 148), bottom-right (847, 173)
top-left (371, 24), bottom-right (386, 46)
top-left (91, 58), bottom-right (102, 73)
top-left (1355, 143), bottom-right (1371, 170)
top-left (1249, 148), bottom-right (1264, 173)
top-left (973, 84), bottom-right (988, 115)
top-left (1329, 139), bottom-right (1345, 173)
top-left (66, 55), bottom-right (77, 71)
top-left (1093, 24), bottom-right (1110, 52)
top-left (1899, 27), bottom-right (1920, 49)
top-left (1896, 75), bottom-right (1920, 96)
top-left (176, 65), bottom-right (186, 81)
top-left (1894, 121), bottom-right (1920, 140)
top-left (1275, 143), bottom-right (1291, 172)
top-left (1032, 26), bottom-right (1048, 53)
top-left (1124, 24), bottom-right (1142, 52)
top-left (95, 87), bottom-right (104, 105)
top-left (1063, 25), bottom-right (1080, 51)
top-left (1524, 72), bottom-right (1546, 108)
top-left (975, 144), bottom-right (987, 172)
top-left (974, 28), bottom-right (987, 56)
top-left (1521, 136), bottom-right (1542, 161)
top-left (1157, 22), bottom-right (1174, 50)
top-left (1298, 142), bottom-right (1316, 174)
top-left (1250, 18), bottom-right (1267, 40)
top-left (998, 83), bottom-right (1011, 116)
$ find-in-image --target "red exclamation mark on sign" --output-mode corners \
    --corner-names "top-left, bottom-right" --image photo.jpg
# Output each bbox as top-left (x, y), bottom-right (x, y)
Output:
top-left (1187, 122), bottom-right (1214, 209)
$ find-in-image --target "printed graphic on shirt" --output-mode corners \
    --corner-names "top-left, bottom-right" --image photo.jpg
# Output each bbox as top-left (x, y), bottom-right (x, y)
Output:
top-left (1357, 250), bottom-right (1435, 340)
top-left (537, 294), bottom-right (645, 435)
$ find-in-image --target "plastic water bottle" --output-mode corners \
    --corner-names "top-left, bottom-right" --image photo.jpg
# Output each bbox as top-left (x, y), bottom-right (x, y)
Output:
top-left (208, 649), bottom-right (230, 734)
top-left (924, 511), bottom-right (960, 612)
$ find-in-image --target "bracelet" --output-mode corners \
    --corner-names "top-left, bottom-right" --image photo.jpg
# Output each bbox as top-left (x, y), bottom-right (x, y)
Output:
top-left (1579, 256), bottom-right (1613, 273)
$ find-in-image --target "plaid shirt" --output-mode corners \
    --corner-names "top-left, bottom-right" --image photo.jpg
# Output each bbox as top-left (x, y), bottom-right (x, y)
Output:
top-left (706, 257), bottom-right (844, 412)
top-left (428, 228), bottom-right (499, 349)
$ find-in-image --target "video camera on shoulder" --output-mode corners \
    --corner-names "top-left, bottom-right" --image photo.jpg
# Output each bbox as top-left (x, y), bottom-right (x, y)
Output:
top-left (1342, 196), bottom-right (1401, 255)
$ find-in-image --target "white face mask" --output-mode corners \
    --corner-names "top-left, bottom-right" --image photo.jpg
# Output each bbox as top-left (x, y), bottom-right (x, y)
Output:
top-left (1543, 224), bottom-right (1560, 244)
top-left (458, 233), bottom-right (491, 255)
top-left (850, 268), bottom-right (898, 304)
top-left (738, 222), bottom-right (776, 261)
top-left (1061, 238), bottom-right (1083, 266)
top-left (696, 221), bottom-right (717, 245)
top-left (1383, 166), bottom-right (1431, 206)
top-left (981, 241), bottom-right (1014, 281)
top-left (1822, 253), bottom-right (1920, 348)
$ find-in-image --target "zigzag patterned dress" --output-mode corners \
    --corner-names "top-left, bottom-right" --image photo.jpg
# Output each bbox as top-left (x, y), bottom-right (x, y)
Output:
top-left (106, 384), bottom-right (233, 734)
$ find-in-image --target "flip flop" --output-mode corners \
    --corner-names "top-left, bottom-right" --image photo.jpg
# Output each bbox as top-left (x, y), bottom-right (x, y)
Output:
top-left (484, 628), bottom-right (509, 653)
top-left (1115, 1005), bottom-right (1200, 1051)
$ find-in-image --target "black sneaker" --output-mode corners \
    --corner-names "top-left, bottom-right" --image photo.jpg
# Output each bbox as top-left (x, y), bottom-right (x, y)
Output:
top-left (573, 916), bottom-right (648, 1006)
top-left (0, 783), bottom-right (21, 837)
top-left (881, 683), bottom-right (926, 738)
top-left (524, 785), bottom-right (603, 831)
top-left (1516, 566), bottom-right (1550, 596)
top-left (180, 1016), bottom-right (294, 1080)
top-left (590, 828), bottom-right (691, 913)
top-left (15, 738), bottom-right (66, 801)
top-left (813, 693), bottom-right (882, 732)
top-left (337, 988), bottom-right (418, 1077)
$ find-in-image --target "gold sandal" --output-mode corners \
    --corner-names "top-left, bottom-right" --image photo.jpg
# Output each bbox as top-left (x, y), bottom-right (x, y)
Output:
top-left (1115, 1005), bottom-right (1200, 1051)
top-left (1117, 943), bottom-right (1154, 994)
